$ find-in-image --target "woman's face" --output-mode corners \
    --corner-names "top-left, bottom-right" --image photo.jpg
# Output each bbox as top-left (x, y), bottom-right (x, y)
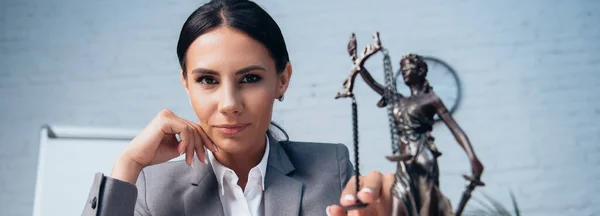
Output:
top-left (181, 26), bottom-right (291, 154)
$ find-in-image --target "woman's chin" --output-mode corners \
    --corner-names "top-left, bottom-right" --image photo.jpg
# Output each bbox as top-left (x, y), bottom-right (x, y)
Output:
top-left (208, 126), bottom-right (267, 153)
top-left (211, 134), bottom-right (250, 152)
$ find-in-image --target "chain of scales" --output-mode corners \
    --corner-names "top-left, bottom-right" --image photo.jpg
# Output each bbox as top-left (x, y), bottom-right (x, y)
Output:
top-left (381, 48), bottom-right (402, 154)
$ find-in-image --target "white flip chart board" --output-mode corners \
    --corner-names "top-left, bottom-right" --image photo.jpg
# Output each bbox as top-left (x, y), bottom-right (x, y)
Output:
top-left (32, 125), bottom-right (184, 216)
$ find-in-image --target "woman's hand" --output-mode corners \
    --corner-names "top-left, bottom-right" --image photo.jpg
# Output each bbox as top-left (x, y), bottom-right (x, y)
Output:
top-left (110, 109), bottom-right (218, 184)
top-left (327, 171), bottom-right (398, 216)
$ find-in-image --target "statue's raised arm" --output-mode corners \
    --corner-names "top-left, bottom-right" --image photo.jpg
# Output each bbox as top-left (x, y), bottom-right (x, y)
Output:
top-left (336, 32), bottom-right (387, 100)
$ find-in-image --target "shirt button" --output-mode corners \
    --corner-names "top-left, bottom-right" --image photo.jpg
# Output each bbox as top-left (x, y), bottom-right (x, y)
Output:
top-left (90, 197), bottom-right (97, 209)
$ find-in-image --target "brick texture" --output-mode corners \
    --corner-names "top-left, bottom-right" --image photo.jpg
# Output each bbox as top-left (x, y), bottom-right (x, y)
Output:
top-left (1, 0), bottom-right (599, 215)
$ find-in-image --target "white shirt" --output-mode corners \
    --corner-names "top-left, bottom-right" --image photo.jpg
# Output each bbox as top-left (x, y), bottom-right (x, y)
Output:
top-left (206, 136), bottom-right (270, 216)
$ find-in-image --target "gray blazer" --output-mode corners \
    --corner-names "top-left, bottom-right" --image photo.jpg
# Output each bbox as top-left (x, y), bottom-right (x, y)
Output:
top-left (81, 135), bottom-right (354, 216)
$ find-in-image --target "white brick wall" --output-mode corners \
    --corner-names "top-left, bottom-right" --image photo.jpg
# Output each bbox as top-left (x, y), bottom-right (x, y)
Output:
top-left (1, 0), bottom-right (599, 215)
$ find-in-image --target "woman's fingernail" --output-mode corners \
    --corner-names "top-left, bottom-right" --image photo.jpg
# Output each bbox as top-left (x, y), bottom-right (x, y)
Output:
top-left (343, 194), bottom-right (355, 201)
top-left (213, 143), bottom-right (219, 152)
top-left (325, 206), bottom-right (331, 216)
top-left (360, 188), bottom-right (373, 195)
top-left (191, 159), bottom-right (194, 168)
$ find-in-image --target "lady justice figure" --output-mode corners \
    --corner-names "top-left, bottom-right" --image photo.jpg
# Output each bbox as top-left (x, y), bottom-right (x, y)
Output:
top-left (335, 32), bottom-right (484, 216)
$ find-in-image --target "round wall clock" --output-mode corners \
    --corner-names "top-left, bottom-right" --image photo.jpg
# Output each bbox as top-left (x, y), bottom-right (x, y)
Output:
top-left (395, 56), bottom-right (463, 122)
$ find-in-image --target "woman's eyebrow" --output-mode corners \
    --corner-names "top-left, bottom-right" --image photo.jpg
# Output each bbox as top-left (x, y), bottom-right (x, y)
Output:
top-left (191, 68), bottom-right (219, 75)
top-left (191, 65), bottom-right (266, 76)
top-left (235, 65), bottom-right (267, 75)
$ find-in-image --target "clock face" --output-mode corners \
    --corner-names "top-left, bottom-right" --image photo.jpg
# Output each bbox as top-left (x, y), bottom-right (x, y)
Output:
top-left (395, 56), bottom-right (462, 122)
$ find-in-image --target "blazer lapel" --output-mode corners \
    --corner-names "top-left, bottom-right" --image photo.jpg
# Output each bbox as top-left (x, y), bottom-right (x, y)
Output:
top-left (183, 135), bottom-right (302, 216)
top-left (185, 157), bottom-right (224, 216)
top-left (264, 136), bottom-right (303, 216)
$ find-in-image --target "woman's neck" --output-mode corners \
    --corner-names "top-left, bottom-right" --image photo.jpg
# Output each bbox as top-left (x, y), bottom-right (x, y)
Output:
top-left (213, 135), bottom-right (267, 189)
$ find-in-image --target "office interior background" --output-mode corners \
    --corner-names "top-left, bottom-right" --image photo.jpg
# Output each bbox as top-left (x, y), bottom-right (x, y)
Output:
top-left (1, 0), bottom-right (599, 215)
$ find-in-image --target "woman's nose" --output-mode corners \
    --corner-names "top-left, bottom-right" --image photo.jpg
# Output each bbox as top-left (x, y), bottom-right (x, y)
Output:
top-left (217, 86), bottom-right (242, 115)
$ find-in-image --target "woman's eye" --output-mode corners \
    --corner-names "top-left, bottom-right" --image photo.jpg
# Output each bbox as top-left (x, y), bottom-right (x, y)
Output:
top-left (196, 76), bottom-right (218, 85)
top-left (241, 74), bottom-right (262, 83)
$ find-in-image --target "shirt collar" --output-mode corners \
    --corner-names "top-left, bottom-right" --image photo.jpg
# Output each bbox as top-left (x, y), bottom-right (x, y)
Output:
top-left (207, 134), bottom-right (270, 195)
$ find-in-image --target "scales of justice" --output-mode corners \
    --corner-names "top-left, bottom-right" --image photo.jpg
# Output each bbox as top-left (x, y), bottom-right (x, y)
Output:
top-left (334, 32), bottom-right (485, 216)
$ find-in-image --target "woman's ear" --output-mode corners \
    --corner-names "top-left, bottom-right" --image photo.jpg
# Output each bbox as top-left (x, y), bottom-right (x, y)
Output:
top-left (180, 68), bottom-right (190, 96)
top-left (277, 62), bottom-right (293, 98)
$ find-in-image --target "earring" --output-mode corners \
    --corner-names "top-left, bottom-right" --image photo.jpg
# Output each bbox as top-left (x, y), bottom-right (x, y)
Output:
top-left (278, 94), bottom-right (284, 102)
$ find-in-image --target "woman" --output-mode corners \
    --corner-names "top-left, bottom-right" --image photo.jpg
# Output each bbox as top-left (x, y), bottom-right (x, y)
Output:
top-left (81, 0), bottom-right (395, 215)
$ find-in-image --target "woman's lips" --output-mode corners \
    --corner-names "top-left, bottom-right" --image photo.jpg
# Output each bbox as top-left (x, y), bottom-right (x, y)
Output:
top-left (214, 124), bottom-right (250, 135)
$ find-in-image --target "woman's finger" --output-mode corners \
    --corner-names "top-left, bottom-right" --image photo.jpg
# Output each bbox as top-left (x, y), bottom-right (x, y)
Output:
top-left (156, 110), bottom-right (192, 155)
top-left (160, 111), bottom-right (200, 167)
top-left (191, 123), bottom-right (205, 165)
top-left (185, 124), bottom-right (195, 166)
top-left (193, 123), bottom-right (218, 153)
top-left (340, 175), bottom-right (363, 206)
top-left (174, 125), bottom-right (190, 156)
top-left (327, 205), bottom-right (347, 216)
top-left (174, 122), bottom-right (193, 166)
top-left (379, 173), bottom-right (396, 215)
top-left (160, 112), bottom-right (194, 166)
top-left (357, 170), bottom-right (383, 203)
top-left (188, 121), bottom-right (208, 164)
